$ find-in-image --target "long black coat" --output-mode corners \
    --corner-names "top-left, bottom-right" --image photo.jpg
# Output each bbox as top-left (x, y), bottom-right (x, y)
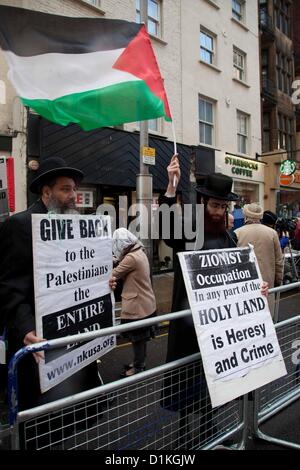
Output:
top-left (159, 195), bottom-right (236, 412)
top-left (0, 200), bottom-right (99, 412)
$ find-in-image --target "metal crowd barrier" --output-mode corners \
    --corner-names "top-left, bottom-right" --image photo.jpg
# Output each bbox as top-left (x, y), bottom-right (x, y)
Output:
top-left (1, 283), bottom-right (300, 450)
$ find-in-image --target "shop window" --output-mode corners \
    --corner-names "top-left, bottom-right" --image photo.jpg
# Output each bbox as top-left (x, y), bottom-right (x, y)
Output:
top-left (233, 180), bottom-right (259, 205)
top-left (278, 190), bottom-right (300, 218)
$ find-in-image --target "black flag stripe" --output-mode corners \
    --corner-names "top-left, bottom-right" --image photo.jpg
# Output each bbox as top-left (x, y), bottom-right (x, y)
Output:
top-left (0, 5), bottom-right (141, 56)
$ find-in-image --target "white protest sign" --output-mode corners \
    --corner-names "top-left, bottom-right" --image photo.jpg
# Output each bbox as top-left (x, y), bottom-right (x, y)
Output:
top-left (178, 245), bottom-right (287, 408)
top-left (32, 214), bottom-right (115, 393)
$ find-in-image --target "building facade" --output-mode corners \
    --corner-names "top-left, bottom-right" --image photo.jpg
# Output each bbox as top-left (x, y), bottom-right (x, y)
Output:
top-left (0, 0), bottom-right (263, 269)
top-left (259, 0), bottom-right (300, 216)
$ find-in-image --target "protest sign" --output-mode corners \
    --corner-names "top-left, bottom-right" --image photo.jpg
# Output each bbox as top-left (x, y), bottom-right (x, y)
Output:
top-left (0, 158), bottom-right (9, 222)
top-left (178, 245), bottom-right (287, 407)
top-left (32, 214), bottom-right (115, 392)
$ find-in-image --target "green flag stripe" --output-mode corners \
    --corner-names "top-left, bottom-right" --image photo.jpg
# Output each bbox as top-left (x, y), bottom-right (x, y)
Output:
top-left (21, 81), bottom-right (171, 131)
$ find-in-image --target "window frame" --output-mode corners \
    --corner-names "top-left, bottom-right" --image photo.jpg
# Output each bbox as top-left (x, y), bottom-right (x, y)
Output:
top-left (276, 51), bottom-right (292, 95)
top-left (83, 0), bottom-right (101, 6)
top-left (135, 118), bottom-right (161, 135)
top-left (237, 110), bottom-right (249, 155)
top-left (199, 96), bottom-right (215, 147)
top-left (278, 113), bottom-right (293, 152)
top-left (233, 47), bottom-right (246, 82)
top-left (200, 27), bottom-right (216, 65)
top-left (136, 0), bottom-right (162, 38)
top-left (274, 0), bottom-right (291, 36)
top-left (232, 0), bottom-right (245, 23)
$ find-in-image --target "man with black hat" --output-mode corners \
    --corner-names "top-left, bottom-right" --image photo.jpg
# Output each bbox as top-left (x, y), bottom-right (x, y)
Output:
top-left (160, 155), bottom-right (268, 447)
top-left (0, 157), bottom-right (101, 419)
top-left (262, 210), bottom-right (278, 230)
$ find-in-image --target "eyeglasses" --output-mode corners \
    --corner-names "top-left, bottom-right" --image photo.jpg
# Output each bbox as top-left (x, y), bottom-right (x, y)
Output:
top-left (208, 201), bottom-right (228, 210)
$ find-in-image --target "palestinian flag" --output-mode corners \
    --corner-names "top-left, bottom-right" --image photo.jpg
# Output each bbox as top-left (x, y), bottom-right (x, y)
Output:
top-left (0, 5), bottom-right (171, 131)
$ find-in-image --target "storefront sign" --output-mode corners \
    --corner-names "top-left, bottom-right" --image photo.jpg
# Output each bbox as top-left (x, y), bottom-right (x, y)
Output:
top-left (76, 190), bottom-right (94, 208)
top-left (142, 146), bottom-right (156, 165)
top-left (280, 160), bottom-right (296, 176)
top-left (215, 152), bottom-right (264, 183)
top-left (279, 173), bottom-right (295, 186)
top-left (225, 155), bottom-right (258, 178)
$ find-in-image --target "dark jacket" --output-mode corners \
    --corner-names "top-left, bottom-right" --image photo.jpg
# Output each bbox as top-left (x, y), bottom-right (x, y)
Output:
top-left (159, 195), bottom-right (236, 412)
top-left (0, 200), bottom-right (99, 413)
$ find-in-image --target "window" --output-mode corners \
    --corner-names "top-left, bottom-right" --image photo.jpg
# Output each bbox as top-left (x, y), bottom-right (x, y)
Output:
top-left (200, 28), bottom-right (215, 65)
top-left (233, 181), bottom-right (259, 205)
top-left (237, 111), bottom-right (249, 154)
top-left (278, 113), bottom-right (293, 152)
top-left (261, 49), bottom-right (269, 86)
top-left (232, 0), bottom-right (245, 22)
top-left (263, 113), bottom-right (271, 152)
top-left (84, 0), bottom-right (100, 5)
top-left (199, 97), bottom-right (214, 146)
top-left (276, 51), bottom-right (292, 94)
top-left (274, 0), bottom-right (290, 36)
top-left (136, 119), bottom-right (160, 133)
top-left (233, 47), bottom-right (246, 81)
top-left (136, 0), bottom-right (161, 37)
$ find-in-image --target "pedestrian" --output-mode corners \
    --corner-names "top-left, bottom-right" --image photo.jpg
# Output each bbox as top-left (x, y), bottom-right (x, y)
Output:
top-left (235, 203), bottom-right (283, 318)
top-left (262, 210), bottom-right (278, 230)
top-left (110, 228), bottom-right (157, 377)
top-left (232, 203), bottom-right (244, 229)
top-left (0, 157), bottom-right (102, 447)
top-left (159, 155), bottom-right (268, 447)
top-left (227, 213), bottom-right (235, 231)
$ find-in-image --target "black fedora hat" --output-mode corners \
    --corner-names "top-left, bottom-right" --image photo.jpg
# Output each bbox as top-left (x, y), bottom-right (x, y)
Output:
top-left (196, 173), bottom-right (239, 201)
top-left (29, 157), bottom-right (84, 194)
top-left (262, 210), bottom-right (277, 225)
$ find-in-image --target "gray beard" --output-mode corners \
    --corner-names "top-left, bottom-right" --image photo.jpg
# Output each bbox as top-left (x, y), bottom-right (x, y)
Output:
top-left (47, 197), bottom-right (79, 215)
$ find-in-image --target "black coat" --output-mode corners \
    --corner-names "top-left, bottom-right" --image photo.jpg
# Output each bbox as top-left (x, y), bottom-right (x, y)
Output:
top-left (159, 195), bottom-right (236, 412)
top-left (0, 200), bottom-right (99, 412)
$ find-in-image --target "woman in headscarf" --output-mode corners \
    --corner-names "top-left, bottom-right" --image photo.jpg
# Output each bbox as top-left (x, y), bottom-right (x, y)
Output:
top-left (110, 228), bottom-right (157, 377)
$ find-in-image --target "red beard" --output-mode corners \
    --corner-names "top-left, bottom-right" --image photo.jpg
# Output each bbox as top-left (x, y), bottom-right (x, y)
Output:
top-left (204, 209), bottom-right (226, 236)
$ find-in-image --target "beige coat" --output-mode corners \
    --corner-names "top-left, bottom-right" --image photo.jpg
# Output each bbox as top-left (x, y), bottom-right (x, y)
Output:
top-left (112, 244), bottom-right (156, 320)
top-left (235, 223), bottom-right (284, 317)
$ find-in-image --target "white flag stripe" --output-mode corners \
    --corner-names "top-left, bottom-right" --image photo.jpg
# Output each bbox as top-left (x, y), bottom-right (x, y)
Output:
top-left (5, 49), bottom-right (141, 100)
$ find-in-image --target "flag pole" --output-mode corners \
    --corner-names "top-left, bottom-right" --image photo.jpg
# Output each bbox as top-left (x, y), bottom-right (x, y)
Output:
top-left (172, 120), bottom-right (178, 187)
top-left (137, 0), bottom-right (153, 269)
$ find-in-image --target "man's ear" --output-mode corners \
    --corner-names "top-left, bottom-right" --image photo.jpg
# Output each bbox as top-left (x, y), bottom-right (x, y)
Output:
top-left (42, 185), bottom-right (51, 200)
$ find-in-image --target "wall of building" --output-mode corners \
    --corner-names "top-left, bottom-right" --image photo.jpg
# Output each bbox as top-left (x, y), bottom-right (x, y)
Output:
top-left (180, 0), bottom-right (261, 158)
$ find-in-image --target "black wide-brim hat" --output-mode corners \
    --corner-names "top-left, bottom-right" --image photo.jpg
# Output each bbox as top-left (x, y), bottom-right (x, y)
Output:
top-left (196, 173), bottom-right (239, 201)
top-left (29, 157), bottom-right (84, 194)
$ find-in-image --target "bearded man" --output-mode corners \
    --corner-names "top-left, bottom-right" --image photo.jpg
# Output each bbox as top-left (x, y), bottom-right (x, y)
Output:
top-left (0, 157), bottom-right (100, 418)
top-left (159, 155), bottom-right (267, 447)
